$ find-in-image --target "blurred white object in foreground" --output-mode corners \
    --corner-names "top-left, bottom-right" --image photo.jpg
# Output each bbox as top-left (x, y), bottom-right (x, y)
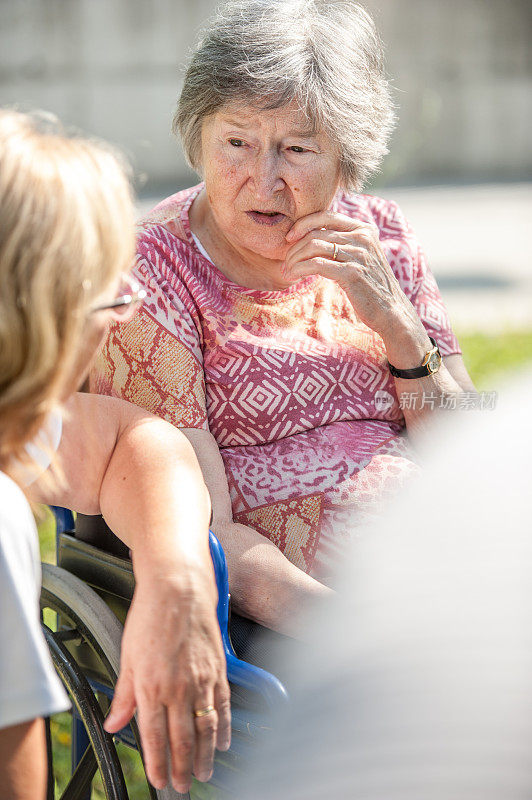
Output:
top-left (238, 370), bottom-right (532, 800)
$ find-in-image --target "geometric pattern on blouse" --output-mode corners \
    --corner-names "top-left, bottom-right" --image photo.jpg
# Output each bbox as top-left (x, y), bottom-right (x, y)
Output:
top-left (234, 492), bottom-right (323, 573)
top-left (91, 184), bottom-right (462, 582)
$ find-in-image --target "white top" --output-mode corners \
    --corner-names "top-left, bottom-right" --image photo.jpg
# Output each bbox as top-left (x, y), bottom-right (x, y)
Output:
top-left (191, 232), bottom-right (214, 264)
top-left (20, 409), bottom-right (63, 486)
top-left (0, 426), bottom-right (69, 729)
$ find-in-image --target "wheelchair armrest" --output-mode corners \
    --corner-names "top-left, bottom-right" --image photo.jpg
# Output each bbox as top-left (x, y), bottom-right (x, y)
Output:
top-left (226, 652), bottom-right (289, 707)
top-left (208, 531), bottom-right (289, 708)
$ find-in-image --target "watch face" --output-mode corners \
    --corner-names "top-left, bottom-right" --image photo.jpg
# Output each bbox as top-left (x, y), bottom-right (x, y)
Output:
top-left (428, 351), bottom-right (442, 373)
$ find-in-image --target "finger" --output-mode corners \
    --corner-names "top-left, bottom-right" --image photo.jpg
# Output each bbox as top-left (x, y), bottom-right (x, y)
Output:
top-left (285, 229), bottom-right (344, 264)
top-left (104, 669), bottom-right (136, 733)
top-left (286, 239), bottom-right (369, 280)
top-left (214, 680), bottom-right (231, 751)
top-left (286, 228), bottom-right (375, 270)
top-left (285, 236), bottom-right (347, 271)
top-left (167, 701), bottom-right (195, 793)
top-left (286, 210), bottom-right (368, 242)
top-left (192, 700), bottom-right (218, 783)
top-left (285, 256), bottom-right (356, 284)
top-left (137, 700), bottom-right (170, 790)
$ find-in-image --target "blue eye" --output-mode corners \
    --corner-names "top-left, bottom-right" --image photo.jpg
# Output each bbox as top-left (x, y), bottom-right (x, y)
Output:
top-left (289, 146), bottom-right (306, 153)
top-left (229, 138), bottom-right (244, 147)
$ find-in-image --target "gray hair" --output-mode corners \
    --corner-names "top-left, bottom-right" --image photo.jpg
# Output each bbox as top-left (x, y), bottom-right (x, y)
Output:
top-left (173, 0), bottom-right (396, 192)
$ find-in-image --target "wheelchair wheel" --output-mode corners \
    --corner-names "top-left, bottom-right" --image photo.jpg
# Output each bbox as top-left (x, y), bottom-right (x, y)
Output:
top-left (40, 563), bottom-right (177, 800)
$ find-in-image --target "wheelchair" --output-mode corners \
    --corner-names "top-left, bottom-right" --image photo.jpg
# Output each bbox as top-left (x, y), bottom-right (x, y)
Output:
top-left (41, 508), bottom-right (288, 799)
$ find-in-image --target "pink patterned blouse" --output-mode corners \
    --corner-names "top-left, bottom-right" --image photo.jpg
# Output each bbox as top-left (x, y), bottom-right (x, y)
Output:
top-left (90, 184), bottom-right (461, 586)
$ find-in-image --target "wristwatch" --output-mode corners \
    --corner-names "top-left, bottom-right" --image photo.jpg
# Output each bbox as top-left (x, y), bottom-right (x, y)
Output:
top-left (388, 336), bottom-right (442, 379)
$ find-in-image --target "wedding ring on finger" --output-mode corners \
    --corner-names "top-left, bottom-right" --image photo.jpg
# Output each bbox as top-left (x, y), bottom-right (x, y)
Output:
top-left (194, 705), bottom-right (215, 718)
top-left (332, 242), bottom-right (339, 261)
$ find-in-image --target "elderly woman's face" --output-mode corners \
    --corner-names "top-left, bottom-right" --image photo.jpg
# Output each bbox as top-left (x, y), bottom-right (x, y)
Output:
top-left (200, 102), bottom-right (341, 261)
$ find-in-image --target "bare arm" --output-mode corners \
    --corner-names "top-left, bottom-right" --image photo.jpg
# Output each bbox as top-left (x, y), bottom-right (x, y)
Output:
top-left (31, 393), bottom-right (230, 793)
top-left (181, 428), bottom-right (334, 639)
top-left (37, 393), bottom-right (213, 563)
top-left (0, 719), bottom-right (46, 800)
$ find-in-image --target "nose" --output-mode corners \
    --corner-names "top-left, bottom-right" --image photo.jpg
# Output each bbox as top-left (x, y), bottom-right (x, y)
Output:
top-left (248, 150), bottom-right (285, 199)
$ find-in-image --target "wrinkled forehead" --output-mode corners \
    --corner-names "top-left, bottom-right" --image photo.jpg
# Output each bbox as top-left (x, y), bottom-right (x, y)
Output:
top-left (206, 98), bottom-right (321, 138)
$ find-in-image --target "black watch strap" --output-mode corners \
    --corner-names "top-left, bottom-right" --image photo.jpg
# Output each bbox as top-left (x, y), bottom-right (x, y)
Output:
top-left (388, 337), bottom-right (441, 379)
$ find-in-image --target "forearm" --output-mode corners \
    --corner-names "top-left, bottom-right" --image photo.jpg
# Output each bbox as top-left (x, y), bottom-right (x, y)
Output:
top-left (177, 426), bottom-right (334, 637)
top-left (382, 313), bottom-right (477, 440)
top-left (213, 519), bottom-right (334, 638)
top-left (95, 417), bottom-right (231, 790)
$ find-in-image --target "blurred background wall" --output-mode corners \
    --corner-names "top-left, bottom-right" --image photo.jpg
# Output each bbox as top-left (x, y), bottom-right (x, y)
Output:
top-left (367, 0), bottom-right (532, 187)
top-left (1, 0), bottom-right (531, 194)
top-left (2, 0), bottom-right (531, 335)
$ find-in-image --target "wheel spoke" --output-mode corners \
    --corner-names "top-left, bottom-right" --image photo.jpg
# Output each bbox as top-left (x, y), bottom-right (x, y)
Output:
top-left (55, 627), bottom-right (83, 644)
top-left (60, 744), bottom-right (98, 800)
top-left (43, 624), bottom-right (129, 800)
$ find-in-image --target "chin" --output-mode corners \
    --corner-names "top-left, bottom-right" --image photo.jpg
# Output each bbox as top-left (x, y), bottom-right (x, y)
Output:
top-left (242, 232), bottom-right (289, 261)
top-left (255, 246), bottom-right (288, 261)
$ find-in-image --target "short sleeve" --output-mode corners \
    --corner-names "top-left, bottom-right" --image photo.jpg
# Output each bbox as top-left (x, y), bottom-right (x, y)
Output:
top-left (90, 228), bottom-right (209, 430)
top-left (376, 200), bottom-right (462, 357)
top-left (0, 474), bottom-right (70, 728)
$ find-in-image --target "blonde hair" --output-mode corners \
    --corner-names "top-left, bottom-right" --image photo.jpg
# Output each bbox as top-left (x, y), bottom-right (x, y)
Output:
top-left (0, 109), bottom-right (135, 469)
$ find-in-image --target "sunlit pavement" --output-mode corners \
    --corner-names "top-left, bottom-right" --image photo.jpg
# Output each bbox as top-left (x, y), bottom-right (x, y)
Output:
top-left (138, 183), bottom-right (532, 332)
top-left (377, 183), bottom-right (532, 332)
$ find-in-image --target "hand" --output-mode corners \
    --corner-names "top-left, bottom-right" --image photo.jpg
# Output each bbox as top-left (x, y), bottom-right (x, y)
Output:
top-left (284, 210), bottom-right (420, 339)
top-left (103, 568), bottom-right (231, 793)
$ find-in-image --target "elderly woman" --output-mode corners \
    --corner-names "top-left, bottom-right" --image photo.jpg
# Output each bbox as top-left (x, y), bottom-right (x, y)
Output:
top-left (91, 0), bottom-right (476, 636)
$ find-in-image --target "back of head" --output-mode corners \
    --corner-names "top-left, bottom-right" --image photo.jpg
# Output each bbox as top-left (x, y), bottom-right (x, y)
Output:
top-left (0, 109), bottom-right (135, 467)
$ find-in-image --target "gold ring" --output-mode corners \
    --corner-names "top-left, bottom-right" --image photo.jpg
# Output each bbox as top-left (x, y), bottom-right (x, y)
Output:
top-left (194, 705), bottom-right (215, 718)
top-left (332, 243), bottom-right (339, 261)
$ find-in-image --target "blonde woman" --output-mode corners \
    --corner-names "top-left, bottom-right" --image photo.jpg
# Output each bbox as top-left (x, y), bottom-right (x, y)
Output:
top-left (0, 109), bottom-right (230, 799)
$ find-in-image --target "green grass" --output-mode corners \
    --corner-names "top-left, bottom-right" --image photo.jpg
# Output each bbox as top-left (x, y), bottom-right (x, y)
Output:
top-left (37, 505), bottom-right (56, 564)
top-left (456, 329), bottom-right (532, 389)
top-left (37, 327), bottom-right (532, 797)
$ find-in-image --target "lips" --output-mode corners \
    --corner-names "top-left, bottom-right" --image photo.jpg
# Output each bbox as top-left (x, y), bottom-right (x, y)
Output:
top-left (246, 210), bottom-right (287, 226)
